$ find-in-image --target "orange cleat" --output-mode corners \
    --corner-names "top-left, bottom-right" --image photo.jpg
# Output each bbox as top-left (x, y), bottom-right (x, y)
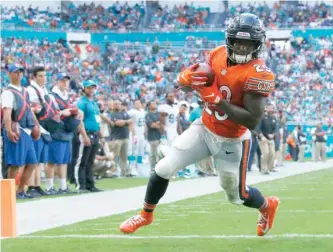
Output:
top-left (119, 211), bottom-right (154, 234)
top-left (257, 196), bottom-right (280, 236)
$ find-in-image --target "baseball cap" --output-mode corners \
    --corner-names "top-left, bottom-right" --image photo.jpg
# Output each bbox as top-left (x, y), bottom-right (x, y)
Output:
top-left (57, 72), bottom-right (70, 81)
top-left (7, 64), bottom-right (24, 73)
top-left (82, 80), bottom-right (97, 88)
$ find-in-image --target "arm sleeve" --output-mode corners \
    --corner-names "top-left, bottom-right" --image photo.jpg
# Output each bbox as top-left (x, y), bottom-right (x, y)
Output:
top-left (189, 110), bottom-right (196, 122)
top-left (244, 67), bottom-right (275, 97)
top-left (128, 109), bottom-right (135, 118)
top-left (27, 87), bottom-right (39, 104)
top-left (77, 100), bottom-right (85, 113)
top-left (1, 91), bottom-right (15, 109)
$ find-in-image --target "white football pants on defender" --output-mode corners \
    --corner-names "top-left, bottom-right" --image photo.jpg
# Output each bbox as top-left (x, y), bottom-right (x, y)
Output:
top-left (155, 118), bottom-right (252, 205)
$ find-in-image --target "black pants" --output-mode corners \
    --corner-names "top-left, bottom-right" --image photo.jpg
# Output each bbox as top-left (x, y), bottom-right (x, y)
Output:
top-left (248, 135), bottom-right (261, 172)
top-left (68, 132), bottom-right (80, 182)
top-left (289, 144), bottom-right (299, 161)
top-left (76, 133), bottom-right (99, 189)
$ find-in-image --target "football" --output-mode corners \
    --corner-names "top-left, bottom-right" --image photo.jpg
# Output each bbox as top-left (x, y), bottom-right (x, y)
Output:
top-left (68, 104), bottom-right (79, 116)
top-left (196, 63), bottom-right (215, 87)
top-left (31, 124), bottom-right (41, 140)
top-left (11, 121), bottom-right (20, 137)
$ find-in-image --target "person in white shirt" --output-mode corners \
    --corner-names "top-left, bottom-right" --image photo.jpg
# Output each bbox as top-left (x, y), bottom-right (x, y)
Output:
top-left (158, 92), bottom-right (179, 146)
top-left (26, 66), bottom-right (52, 196)
top-left (128, 99), bottom-right (147, 175)
top-left (33, 72), bottom-right (75, 194)
top-left (2, 64), bottom-right (40, 199)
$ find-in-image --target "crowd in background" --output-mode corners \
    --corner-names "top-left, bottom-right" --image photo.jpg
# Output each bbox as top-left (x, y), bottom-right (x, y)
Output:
top-left (1, 34), bottom-right (332, 123)
top-left (149, 3), bottom-right (209, 30)
top-left (227, 1), bottom-right (332, 28)
top-left (1, 1), bottom-right (332, 31)
top-left (267, 36), bottom-right (333, 123)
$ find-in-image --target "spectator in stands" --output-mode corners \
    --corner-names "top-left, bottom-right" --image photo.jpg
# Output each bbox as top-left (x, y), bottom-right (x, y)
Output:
top-left (314, 122), bottom-right (327, 162)
top-left (2, 64), bottom-right (39, 199)
top-left (109, 99), bottom-right (133, 177)
top-left (76, 80), bottom-right (103, 192)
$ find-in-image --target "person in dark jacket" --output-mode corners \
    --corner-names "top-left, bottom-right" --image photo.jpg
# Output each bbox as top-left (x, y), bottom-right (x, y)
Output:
top-left (297, 125), bottom-right (307, 162)
top-left (257, 104), bottom-right (277, 174)
top-left (248, 123), bottom-right (262, 172)
top-left (145, 101), bottom-right (161, 172)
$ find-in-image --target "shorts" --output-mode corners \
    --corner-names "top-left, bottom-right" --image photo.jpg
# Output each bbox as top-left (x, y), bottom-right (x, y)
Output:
top-left (3, 128), bottom-right (38, 167)
top-left (33, 137), bottom-right (49, 163)
top-left (48, 139), bottom-right (72, 165)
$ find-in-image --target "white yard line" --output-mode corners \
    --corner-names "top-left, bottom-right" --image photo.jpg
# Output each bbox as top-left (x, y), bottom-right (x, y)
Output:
top-left (19, 234), bottom-right (333, 239)
top-left (17, 160), bottom-right (333, 235)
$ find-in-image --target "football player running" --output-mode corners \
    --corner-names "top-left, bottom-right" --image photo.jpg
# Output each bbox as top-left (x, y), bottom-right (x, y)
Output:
top-left (120, 13), bottom-right (279, 237)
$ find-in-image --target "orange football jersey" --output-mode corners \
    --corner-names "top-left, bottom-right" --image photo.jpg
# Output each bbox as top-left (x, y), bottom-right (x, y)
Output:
top-left (202, 46), bottom-right (275, 138)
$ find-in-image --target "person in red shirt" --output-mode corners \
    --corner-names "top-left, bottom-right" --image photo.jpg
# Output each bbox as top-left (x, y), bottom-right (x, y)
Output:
top-left (120, 13), bottom-right (279, 237)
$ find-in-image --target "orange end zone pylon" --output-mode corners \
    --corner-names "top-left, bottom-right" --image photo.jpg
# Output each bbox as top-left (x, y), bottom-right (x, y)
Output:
top-left (1, 179), bottom-right (17, 237)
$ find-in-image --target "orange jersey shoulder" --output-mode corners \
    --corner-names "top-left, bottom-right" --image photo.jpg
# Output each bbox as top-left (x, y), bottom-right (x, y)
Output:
top-left (243, 59), bottom-right (275, 97)
top-left (206, 46), bottom-right (227, 67)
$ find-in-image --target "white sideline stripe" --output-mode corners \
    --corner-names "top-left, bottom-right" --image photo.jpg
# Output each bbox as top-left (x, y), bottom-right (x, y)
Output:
top-left (19, 234), bottom-right (333, 239)
top-left (176, 210), bottom-right (333, 214)
top-left (17, 160), bottom-right (333, 235)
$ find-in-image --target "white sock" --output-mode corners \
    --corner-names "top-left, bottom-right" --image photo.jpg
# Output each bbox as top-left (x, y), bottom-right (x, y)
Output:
top-left (59, 178), bottom-right (67, 190)
top-left (46, 179), bottom-right (54, 190)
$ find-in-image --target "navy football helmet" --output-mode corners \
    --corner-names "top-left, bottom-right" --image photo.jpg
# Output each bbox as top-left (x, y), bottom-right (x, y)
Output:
top-left (226, 13), bottom-right (266, 64)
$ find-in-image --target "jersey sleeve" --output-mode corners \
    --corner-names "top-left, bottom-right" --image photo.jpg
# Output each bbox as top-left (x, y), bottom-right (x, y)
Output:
top-left (244, 64), bottom-right (275, 97)
top-left (26, 86), bottom-right (39, 104)
top-left (158, 104), bottom-right (168, 114)
top-left (127, 109), bottom-right (135, 118)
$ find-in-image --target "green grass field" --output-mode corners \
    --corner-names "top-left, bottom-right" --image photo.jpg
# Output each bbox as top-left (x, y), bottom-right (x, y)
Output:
top-left (5, 169), bottom-right (333, 252)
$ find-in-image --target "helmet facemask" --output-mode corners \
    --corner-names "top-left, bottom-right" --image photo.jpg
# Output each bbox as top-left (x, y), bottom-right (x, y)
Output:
top-left (227, 37), bottom-right (263, 64)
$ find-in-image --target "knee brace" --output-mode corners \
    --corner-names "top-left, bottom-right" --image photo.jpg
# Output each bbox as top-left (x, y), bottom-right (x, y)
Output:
top-left (219, 171), bottom-right (243, 205)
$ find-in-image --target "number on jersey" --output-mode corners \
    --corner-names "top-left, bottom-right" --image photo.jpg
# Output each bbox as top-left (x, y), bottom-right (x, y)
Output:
top-left (138, 118), bottom-right (144, 127)
top-left (253, 64), bottom-right (272, 73)
top-left (204, 85), bottom-right (232, 121)
top-left (168, 114), bottom-right (175, 123)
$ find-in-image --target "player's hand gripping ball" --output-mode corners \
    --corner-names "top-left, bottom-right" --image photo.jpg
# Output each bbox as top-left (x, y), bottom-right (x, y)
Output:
top-left (178, 63), bottom-right (215, 87)
top-left (194, 63), bottom-right (215, 87)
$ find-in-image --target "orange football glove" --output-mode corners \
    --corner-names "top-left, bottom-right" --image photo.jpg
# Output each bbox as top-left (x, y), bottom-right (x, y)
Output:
top-left (177, 63), bottom-right (209, 86)
top-left (193, 82), bottom-right (223, 104)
